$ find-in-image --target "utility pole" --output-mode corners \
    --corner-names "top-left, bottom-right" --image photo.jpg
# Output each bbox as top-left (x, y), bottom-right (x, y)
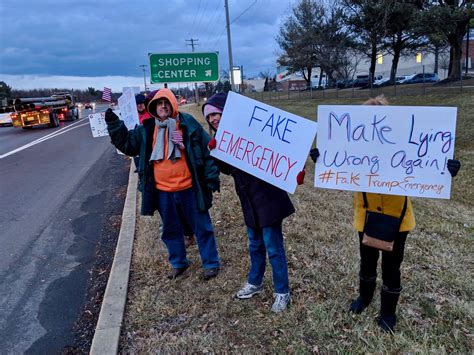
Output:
top-left (186, 38), bottom-right (200, 105)
top-left (224, 0), bottom-right (234, 91)
top-left (466, 22), bottom-right (470, 75)
top-left (139, 64), bottom-right (148, 93)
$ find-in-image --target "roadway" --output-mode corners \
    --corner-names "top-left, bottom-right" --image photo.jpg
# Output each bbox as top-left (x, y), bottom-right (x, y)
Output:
top-left (0, 105), bottom-right (130, 352)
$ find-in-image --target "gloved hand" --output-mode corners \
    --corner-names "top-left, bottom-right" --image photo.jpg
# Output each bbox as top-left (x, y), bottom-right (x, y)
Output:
top-left (105, 108), bottom-right (119, 123)
top-left (296, 169), bottom-right (305, 185)
top-left (171, 130), bottom-right (184, 149)
top-left (447, 159), bottom-right (461, 177)
top-left (207, 180), bottom-right (220, 193)
top-left (310, 148), bottom-right (320, 163)
top-left (208, 137), bottom-right (217, 150)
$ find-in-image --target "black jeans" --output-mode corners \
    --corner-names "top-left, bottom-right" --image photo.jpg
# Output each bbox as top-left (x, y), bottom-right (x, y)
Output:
top-left (358, 231), bottom-right (408, 290)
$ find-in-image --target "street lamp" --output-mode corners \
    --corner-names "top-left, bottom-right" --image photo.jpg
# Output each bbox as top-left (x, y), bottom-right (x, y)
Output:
top-left (139, 64), bottom-right (148, 93)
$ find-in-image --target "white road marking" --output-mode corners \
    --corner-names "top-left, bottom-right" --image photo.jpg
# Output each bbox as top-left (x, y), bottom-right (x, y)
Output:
top-left (0, 118), bottom-right (92, 160)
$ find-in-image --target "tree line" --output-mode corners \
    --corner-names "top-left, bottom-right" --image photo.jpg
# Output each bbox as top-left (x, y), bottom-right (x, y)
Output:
top-left (0, 82), bottom-right (120, 103)
top-left (277, 0), bottom-right (473, 87)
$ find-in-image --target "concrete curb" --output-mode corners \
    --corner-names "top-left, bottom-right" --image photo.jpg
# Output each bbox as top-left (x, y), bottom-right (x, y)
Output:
top-left (90, 164), bottom-right (138, 354)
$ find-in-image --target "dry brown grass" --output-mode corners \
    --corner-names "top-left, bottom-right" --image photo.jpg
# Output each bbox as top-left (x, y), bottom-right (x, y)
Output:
top-left (120, 93), bottom-right (473, 353)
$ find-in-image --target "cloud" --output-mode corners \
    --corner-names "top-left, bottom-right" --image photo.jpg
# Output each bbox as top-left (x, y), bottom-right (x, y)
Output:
top-left (0, 0), bottom-right (295, 88)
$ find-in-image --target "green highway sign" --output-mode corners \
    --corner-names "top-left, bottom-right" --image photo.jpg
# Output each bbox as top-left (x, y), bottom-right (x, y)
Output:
top-left (149, 52), bottom-right (219, 83)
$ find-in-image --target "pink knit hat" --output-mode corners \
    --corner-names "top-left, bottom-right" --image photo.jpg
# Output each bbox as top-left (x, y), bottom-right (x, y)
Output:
top-left (203, 104), bottom-right (222, 119)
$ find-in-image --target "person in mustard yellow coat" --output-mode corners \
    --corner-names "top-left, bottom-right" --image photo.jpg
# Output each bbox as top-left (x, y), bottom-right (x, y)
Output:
top-left (310, 96), bottom-right (461, 333)
top-left (350, 190), bottom-right (415, 332)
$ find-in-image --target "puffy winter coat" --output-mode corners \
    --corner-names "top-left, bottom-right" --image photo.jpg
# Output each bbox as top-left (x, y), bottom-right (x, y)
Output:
top-left (217, 161), bottom-right (295, 228)
top-left (203, 92), bottom-right (295, 228)
top-left (106, 111), bottom-right (219, 215)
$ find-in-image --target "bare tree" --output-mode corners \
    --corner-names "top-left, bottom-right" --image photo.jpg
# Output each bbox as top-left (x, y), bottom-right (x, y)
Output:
top-left (337, 48), bottom-right (365, 81)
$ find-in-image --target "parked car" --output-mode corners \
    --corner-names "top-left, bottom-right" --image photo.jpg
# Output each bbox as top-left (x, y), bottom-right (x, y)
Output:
top-left (395, 75), bottom-right (413, 84)
top-left (404, 73), bottom-right (440, 84)
top-left (0, 112), bottom-right (13, 126)
top-left (336, 80), bottom-right (352, 89)
top-left (373, 77), bottom-right (390, 87)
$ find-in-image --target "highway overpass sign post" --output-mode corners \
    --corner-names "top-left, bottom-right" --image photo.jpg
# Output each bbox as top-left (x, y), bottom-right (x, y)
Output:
top-left (149, 52), bottom-right (219, 84)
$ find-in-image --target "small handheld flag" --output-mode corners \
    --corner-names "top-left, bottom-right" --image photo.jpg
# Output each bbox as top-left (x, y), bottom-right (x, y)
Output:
top-left (102, 87), bottom-right (112, 102)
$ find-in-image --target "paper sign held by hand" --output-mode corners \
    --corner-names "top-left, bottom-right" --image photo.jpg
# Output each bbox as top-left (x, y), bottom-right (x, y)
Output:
top-left (210, 92), bottom-right (317, 194)
top-left (88, 110), bottom-right (121, 138)
top-left (118, 87), bottom-right (140, 130)
top-left (314, 105), bottom-right (457, 199)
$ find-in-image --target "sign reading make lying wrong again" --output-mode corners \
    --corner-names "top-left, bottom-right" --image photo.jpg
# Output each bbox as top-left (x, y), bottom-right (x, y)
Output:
top-left (315, 105), bottom-right (457, 199)
top-left (211, 92), bottom-right (318, 194)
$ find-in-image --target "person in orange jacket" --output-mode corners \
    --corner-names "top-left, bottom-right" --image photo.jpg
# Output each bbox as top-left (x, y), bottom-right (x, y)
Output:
top-left (106, 89), bottom-right (220, 280)
top-left (310, 96), bottom-right (461, 332)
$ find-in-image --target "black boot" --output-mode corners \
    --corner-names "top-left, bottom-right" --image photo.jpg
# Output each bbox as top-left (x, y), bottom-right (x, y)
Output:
top-left (350, 275), bottom-right (376, 314)
top-left (378, 285), bottom-right (401, 333)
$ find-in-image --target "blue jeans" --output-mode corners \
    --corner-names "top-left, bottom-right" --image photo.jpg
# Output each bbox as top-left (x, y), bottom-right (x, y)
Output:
top-left (155, 188), bottom-right (219, 270)
top-left (247, 222), bottom-right (289, 294)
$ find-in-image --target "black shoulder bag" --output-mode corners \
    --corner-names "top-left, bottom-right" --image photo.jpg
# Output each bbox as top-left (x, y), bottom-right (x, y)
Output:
top-left (362, 193), bottom-right (408, 252)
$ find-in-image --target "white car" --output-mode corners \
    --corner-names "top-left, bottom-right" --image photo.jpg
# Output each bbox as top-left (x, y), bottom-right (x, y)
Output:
top-left (373, 77), bottom-right (390, 87)
top-left (0, 112), bottom-right (12, 126)
top-left (396, 75), bottom-right (415, 84)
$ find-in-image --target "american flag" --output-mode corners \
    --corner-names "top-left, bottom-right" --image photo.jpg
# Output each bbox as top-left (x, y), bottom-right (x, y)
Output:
top-left (102, 87), bottom-right (112, 102)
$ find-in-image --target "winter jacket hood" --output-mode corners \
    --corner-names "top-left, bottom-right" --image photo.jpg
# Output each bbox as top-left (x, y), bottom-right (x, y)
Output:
top-left (105, 111), bottom-right (219, 215)
top-left (146, 88), bottom-right (179, 119)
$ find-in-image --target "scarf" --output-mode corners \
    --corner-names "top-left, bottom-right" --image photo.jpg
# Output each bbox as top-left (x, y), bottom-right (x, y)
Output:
top-left (149, 118), bottom-right (182, 163)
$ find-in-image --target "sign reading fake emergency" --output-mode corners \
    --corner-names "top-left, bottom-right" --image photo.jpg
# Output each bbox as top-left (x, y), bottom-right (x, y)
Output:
top-left (315, 105), bottom-right (457, 199)
top-left (211, 92), bottom-right (318, 194)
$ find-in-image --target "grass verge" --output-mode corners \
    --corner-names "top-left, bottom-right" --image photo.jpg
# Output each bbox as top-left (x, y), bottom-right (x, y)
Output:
top-left (120, 92), bottom-right (473, 352)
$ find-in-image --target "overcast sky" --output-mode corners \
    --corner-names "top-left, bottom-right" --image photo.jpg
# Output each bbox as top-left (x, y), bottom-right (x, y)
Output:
top-left (0, 0), bottom-right (295, 91)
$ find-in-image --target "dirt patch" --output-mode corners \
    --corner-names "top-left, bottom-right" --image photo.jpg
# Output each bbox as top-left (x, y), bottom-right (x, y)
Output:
top-left (63, 184), bottom-right (128, 354)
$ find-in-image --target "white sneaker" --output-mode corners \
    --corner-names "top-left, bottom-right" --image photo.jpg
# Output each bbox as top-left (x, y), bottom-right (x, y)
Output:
top-left (271, 293), bottom-right (291, 313)
top-left (236, 282), bottom-right (263, 299)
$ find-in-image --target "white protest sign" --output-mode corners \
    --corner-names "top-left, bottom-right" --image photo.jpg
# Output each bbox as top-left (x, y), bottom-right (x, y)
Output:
top-left (118, 87), bottom-right (140, 130)
top-left (211, 91), bottom-right (318, 194)
top-left (88, 110), bottom-right (121, 138)
top-left (315, 105), bottom-right (457, 199)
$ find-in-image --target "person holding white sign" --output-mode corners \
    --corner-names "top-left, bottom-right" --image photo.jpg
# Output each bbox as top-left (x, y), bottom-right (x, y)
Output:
top-left (311, 96), bottom-right (461, 332)
top-left (105, 88), bottom-right (221, 280)
top-left (204, 92), bottom-right (295, 313)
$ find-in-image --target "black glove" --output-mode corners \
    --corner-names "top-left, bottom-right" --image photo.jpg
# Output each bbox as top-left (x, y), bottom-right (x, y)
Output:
top-left (105, 108), bottom-right (119, 123)
top-left (309, 148), bottom-right (320, 163)
top-left (447, 159), bottom-right (461, 177)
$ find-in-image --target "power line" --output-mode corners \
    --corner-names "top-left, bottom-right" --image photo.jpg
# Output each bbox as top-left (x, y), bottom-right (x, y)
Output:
top-left (185, 38), bottom-right (200, 52)
top-left (202, 0), bottom-right (224, 39)
top-left (189, 0), bottom-right (203, 38)
top-left (212, 0), bottom-right (258, 48)
top-left (194, 0), bottom-right (211, 34)
top-left (231, 0), bottom-right (257, 24)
